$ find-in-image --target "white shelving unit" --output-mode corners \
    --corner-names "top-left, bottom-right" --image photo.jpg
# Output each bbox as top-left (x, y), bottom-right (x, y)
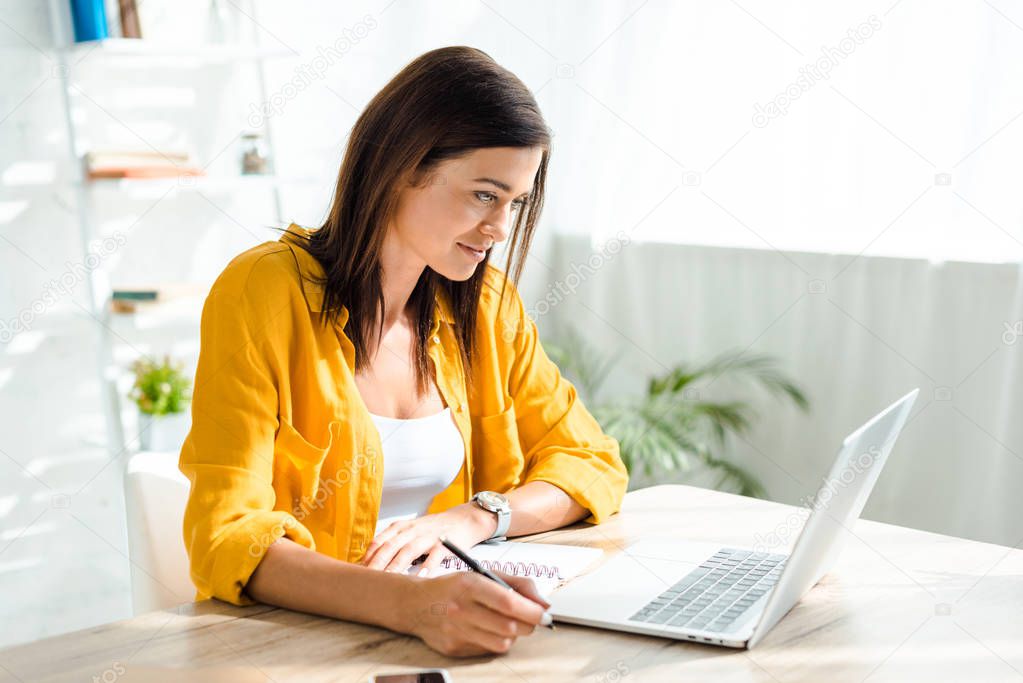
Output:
top-left (46, 0), bottom-right (292, 458)
top-left (60, 36), bottom-right (292, 62)
top-left (85, 173), bottom-right (317, 193)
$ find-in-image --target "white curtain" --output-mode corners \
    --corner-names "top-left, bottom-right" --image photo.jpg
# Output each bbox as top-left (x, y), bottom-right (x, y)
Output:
top-left (535, 236), bottom-right (1022, 547)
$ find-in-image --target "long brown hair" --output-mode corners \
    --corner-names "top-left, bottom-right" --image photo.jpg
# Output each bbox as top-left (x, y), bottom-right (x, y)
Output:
top-left (288, 46), bottom-right (551, 395)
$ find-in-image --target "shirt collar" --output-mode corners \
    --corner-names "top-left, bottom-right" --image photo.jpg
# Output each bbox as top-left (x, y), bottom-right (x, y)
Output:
top-left (279, 223), bottom-right (455, 329)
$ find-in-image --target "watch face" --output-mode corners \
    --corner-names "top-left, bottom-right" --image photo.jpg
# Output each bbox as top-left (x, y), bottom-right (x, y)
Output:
top-left (476, 490), bottom-right (509, 510)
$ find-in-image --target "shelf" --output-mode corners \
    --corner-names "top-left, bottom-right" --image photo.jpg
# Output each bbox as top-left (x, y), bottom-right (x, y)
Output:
top-left (83, 173), bottom-right (319, 193)
top-left (60, 38), bottom-right (294, 63)
top-left (108, 287), bottom-right (208, 330)
top-left (50, 11), bottom-right (290, 459)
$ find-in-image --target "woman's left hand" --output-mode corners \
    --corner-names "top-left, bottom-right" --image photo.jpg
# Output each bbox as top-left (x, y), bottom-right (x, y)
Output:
top-left (360, 503), bottom-right (497, 575)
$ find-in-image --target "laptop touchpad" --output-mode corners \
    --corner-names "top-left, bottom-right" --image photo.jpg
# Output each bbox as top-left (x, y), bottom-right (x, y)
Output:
top-left (550, 539), bottom-right (724, 620)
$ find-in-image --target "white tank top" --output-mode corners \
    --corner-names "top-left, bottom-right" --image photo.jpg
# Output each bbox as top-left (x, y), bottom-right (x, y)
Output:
top-left (369, 406), bottom-right (465, 536)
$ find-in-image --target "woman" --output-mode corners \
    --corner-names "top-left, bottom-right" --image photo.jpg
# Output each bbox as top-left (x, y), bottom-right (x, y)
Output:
top-left (179, 46), bottom-right (628, 657)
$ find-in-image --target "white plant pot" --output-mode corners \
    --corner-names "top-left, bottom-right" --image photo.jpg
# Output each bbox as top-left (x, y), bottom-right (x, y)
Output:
top-left (138, 411), bottom-right (191, 452)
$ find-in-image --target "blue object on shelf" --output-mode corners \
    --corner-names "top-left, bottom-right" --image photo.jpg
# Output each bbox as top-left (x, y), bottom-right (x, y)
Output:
top-left (69, 0), bottom-right (108, 43)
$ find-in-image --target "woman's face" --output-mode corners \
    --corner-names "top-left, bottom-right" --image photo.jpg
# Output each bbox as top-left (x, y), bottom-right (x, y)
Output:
top-left (388, 146), bottom-right (544, 281)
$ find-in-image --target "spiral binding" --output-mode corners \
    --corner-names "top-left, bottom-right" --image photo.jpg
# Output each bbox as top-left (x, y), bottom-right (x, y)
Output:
top-left (439, 556), bottom-right (562, 580)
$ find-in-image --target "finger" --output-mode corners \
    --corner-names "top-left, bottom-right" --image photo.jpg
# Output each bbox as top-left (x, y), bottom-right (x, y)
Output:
top-left (471, 576), bottom-right (547, 625)
top-left (361, 541), bottom-right (384, 567)
top-left (499, 572), bottom-right (551, 608)
top-left (364, 530), bottom-right (415, 571)
top-left (420, 543), bottom-right (453, 575)
top-left (454, 622), bottom-right (516, 655)
top-left (366, 518), bottom-right (410, 551)
top-left (384, 536), bottom-right (437, 573)
top-left (362, 522), bottom-right (409, 564)
top-left (466, 602), bottom-right (536, 639)
top-left (361, 539), bottom-right (385, 566)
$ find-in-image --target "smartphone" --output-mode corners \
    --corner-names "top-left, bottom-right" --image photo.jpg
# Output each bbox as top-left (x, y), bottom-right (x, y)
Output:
top-left (368, 670), bottom-right (452, 683)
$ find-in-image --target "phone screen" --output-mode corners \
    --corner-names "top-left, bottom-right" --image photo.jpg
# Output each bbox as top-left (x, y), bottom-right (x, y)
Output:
top-left (371, 673), bottom-right (448, 683)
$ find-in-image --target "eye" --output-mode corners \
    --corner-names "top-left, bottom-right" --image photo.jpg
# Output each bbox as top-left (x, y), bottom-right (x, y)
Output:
top-left (475, 192), bottom-right (529, 212)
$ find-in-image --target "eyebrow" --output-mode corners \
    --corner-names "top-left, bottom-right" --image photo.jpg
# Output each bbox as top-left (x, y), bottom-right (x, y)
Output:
top-left (473, 177), bottom-right (531, 198)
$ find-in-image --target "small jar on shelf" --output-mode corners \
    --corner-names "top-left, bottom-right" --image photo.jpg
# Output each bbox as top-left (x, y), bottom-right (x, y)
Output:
top-left (239, 132), bottom-right (272, 175)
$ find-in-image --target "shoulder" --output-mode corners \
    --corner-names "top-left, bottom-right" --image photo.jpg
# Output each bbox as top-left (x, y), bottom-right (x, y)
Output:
top-left (477, 263), bottom-right (535, 348)
top-left (205, 238), bottom-right (306, 323)
top-left (479, 263), bottom-right (522, 319)
top-left (211, 240), bottom-right (296, 296)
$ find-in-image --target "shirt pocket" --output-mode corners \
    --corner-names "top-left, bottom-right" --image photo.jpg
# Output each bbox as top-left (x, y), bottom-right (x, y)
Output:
top-left (274, 418), bottom-right (335, 516)
top-left (470, 403), bottom-right (524, 492)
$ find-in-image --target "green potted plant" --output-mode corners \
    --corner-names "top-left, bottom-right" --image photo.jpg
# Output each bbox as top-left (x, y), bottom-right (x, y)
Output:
top-left (129, 354), bottom-right (192, 451)
top-left (544, 327), bottom-right (810, 497)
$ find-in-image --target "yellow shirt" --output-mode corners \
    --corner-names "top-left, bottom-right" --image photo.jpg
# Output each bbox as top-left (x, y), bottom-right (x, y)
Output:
top-left (179, 224), bottom-right (628, 605)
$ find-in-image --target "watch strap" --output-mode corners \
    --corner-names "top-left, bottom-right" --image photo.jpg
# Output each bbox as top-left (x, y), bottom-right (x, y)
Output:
top-left (472, 492), bottom-right (511, 542)
top-left (493, 505), bottom-right (511, 540)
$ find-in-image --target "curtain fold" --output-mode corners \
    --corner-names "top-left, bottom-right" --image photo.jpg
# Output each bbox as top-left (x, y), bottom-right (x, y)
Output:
top-left (540, 235), bottom-right (1022, 547)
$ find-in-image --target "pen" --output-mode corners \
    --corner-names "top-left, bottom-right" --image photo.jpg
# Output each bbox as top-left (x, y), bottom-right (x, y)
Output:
top-left (439, 536), bottom-right (555, 630)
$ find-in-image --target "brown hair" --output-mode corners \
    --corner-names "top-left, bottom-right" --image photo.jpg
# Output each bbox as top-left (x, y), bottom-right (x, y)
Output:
top-left (287, 46), bottom-right (551, 395)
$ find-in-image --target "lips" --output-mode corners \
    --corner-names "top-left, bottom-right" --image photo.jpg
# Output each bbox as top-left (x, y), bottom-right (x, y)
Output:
top-left (457, 242), bottom-right (488, 262)
top-left (458, 242), bottom-right (489, 252)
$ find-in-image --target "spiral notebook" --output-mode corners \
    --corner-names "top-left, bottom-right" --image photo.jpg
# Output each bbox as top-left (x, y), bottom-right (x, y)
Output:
top-left (411, 542), bottom-right (603, 596)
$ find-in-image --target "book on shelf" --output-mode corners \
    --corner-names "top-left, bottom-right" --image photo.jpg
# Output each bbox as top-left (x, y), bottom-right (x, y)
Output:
top-left (84, 149), bottom-right (204, 181)
top-left (110, 283), bottom-right (207, 313)
top-left (117, 0), bottom-right (142, 39)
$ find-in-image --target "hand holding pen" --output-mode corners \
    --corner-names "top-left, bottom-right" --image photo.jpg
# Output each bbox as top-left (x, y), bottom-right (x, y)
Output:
top-left (440, 536), bottom-right (555, 629)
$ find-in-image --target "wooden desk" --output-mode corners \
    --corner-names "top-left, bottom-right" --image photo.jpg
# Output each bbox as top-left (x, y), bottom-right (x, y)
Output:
top-left (2, 485), bottom-right (1021, 682)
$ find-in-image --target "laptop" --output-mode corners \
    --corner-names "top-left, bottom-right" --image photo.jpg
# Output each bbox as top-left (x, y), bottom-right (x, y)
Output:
top-left (549, 388), bottom-right (919, 649)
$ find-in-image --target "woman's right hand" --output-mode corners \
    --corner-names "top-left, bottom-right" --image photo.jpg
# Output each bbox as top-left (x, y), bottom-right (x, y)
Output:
top-left (396, 570), bottom-right (551, 657)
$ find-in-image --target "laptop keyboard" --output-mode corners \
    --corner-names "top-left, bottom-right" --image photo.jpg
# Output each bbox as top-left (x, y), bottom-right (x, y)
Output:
top-left (629, 548), bottom-right (786, 633)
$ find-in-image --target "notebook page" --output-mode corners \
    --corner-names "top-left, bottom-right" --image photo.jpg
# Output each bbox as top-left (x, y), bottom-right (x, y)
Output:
top-left (411, 542), bottom-right (603, 597)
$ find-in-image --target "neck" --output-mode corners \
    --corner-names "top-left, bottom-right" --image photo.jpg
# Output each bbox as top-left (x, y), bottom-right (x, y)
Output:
top-left (376, 229), bottom-right (426, 332)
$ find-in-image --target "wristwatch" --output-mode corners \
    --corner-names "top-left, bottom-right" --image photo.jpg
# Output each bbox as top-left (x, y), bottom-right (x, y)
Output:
top-left (471, 490), bottom-right (511, 543)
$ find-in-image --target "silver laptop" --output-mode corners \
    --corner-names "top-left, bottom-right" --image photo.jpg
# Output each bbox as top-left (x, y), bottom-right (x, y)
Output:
top-left (549, 388), bottom-right (919, 648)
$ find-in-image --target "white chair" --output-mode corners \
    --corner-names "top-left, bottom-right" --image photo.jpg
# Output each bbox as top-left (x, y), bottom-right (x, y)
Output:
top-left (123, 451), bottom-right (195, 614)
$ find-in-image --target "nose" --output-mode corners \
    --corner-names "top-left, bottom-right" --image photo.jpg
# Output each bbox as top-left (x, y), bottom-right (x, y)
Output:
top-left (481, 203), bottom-right (513, 244)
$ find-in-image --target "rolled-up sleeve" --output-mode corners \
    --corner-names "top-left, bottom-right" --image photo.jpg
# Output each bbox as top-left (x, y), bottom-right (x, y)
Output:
top-left (179, 276), bottom-right (314, 606)
top-left (504, 280), bottom-right (629, 524)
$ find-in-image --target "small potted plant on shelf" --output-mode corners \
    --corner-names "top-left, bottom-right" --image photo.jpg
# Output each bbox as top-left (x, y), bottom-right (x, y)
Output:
top-left (543, 326), bottom-right (810, 497)
top-left (129, 355), bottom-right (192, 452)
